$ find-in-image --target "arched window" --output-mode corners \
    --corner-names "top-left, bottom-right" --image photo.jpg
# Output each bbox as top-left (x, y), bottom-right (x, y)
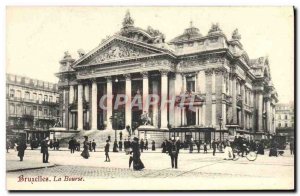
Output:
top-left (10, 89), bottom-right (15, 97)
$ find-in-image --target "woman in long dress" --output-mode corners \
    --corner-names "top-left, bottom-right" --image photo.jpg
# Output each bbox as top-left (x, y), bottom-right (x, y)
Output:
top-left (131, 137), bottom-right (144, 171)
top-left (81, 136), bottom-right (90, 159)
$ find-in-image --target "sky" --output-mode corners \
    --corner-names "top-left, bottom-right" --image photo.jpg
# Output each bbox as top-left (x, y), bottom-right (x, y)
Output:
top-left (6, 7), bottom-right (294, 103)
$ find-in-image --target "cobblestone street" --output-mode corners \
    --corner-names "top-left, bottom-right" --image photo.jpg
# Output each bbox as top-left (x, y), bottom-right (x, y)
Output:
top-left (6, 148), bottom-right (294, 190)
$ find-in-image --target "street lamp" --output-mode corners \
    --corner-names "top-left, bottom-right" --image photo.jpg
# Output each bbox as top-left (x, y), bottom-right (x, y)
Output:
top-left (218, 116), bottom-right (223, 141)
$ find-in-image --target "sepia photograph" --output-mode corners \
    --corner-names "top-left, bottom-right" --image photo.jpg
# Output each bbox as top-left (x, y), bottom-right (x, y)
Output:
top-left (5, 6), bottom-right (295, 191)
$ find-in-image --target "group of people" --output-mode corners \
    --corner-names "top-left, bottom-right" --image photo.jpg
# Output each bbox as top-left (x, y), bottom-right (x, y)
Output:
top-left (49, 139), bottom-right (60, 151)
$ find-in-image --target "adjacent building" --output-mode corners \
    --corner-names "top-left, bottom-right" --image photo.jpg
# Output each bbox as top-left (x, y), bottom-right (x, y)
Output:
top-left (56, 11), bottom-right (278, 142)
top-left (6, 73), bottom-right (60, 141)
top-left (275, 102), bottom-right (294, 141)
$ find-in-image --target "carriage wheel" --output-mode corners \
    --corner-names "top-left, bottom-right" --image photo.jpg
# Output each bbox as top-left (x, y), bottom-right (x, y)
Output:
top-left (246, 151), bottom-right (257, 161)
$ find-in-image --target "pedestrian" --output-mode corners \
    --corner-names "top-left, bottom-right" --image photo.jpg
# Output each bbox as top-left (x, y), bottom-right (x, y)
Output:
top-left (49, 139), bottom-right (53, 149)
top-left (189, 140), bottom-right (194, 153)
top-left (145, 139), bottom-right (149, 150)
top-left (290, 141), bottom-right (294, 155)
top-left (224, 140), bottom-right (233, 160)
top-left (257, 141), bottom-right (264, 155)
top-left (204, 142), bottom-right (208, 154)
top-left (92, 140), bottom-right (96, 152)
top-left (212, 139), bottom-right (217, 156)
top-left (168, 139), bottom-right (179, 169)
top-left (89, 141), bottom-right (92, 152)
top-left (196, 141), bottom-right (200, 153)
top-left (76, 140), bottom-right (80, 151)
top-left (119, 131), bottom-right (123, 141)
top-left (81, 136), bottom-right (90, 159)
top-left (17, 139), bottom-right (27, 161)
top-left (56, 139), bottom-right (60, 150)
top-left (152, 140), bottom-right (156, 151)
top-left (124, 139), bottom-right (130, 155)
top-left (41, 137), bottom-right (49, 163)
top-left (140, 139), bottom-right (144, 152)
top-left (104, 140), bottom-right (110, 162)
top-left (113, 140), bottom-right (118, 152)
top-left (131, 137), bottom-right (145, 171)
top-left (118, 140), bottom-right (123, 151)
top-left (161, 140), bottom-right (167, 153)
top-left (68, 138), bottom-right (75, 153)
top-left (6, 139), bottom-right (10, 153)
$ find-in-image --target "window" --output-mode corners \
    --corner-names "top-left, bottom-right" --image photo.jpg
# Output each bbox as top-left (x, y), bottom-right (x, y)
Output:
top-left (38, 94), bottom-right (42, 101)
top-left (186, 81), bottom-right (195, 92)
top-left (278, 123), bottom-right (281, 127)
top-left (33, 106), bottom-right (37, 116)
top-left (10, 89), bottom-right (15, 97)
top-left (285, 115), bottom-right (288, 120)
top-left (44, 108), bottom-right (48, 116)
top-left (16, 90), bottom-right (21, 98)
top-left (9, 104), bottom-right (15, 114)
top-left (33, 93), bottom-right (37, 100)
top-left (49, 96), bottom-right (53, 102)
top-left (177, 44), bottom-right (183, 48)
top-left (38, 106), bottom-right (42, 116)
top-left (188, 42), bottom-right (194, 47)
top-left (44, 95), bottom-right (48, 101)
top-left (16, 104), bottom-right (22, 115)
top-left (25, 92), bottom-right (30, 100)
top-left (285, 123), bottom-right (288, 127)
top-left (56, 96), bottom-right (60, 103)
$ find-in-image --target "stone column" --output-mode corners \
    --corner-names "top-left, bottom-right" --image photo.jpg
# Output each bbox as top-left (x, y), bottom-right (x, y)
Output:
top-left (106, 77), bottom-right (113, 130)
top-left (124, 74), bottom-right (132, 128)
top-left (181, 107), bottom-right (185, 126)
top-left (232, 73), bottom-right (237, 124)
top-left (202, 104), bottom-right (206, 125)
top-left (168, 74), bottom-right (175, 127)
top-left (241, 81), bottom-right (245, 128)
top-left (152, 80), bottom-right (159, 127)
top-left (198, 70), bottom-right (206, 94)
top-left (182, 74), bottom-right (186, 93)
top-left (69, 85), bottom-right (74, 104)
top-left (160, 70), bottom-right (168, 128)
top-left (91, 79), bottom-right (98, 130)
top-left (257, 92), bottom-right (263, 131)
top-left (266, 97), bottom-right (271, 132)
top-left (142, 72), bottom-right (149, 113)
top-left (211, 70), bottom-right (216, 126)
top-left (77, 84), bottom-right (83, 130)
top-left (195, 107), bottom-right (199, 125)
top-left (175, 72), bottom-right (183, 95)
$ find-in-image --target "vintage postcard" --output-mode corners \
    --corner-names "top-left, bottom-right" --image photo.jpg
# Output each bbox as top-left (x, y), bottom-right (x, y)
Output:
top-left (6, 6), bottom-right (295, 191)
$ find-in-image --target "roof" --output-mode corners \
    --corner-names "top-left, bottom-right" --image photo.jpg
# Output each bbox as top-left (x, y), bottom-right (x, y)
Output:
top-left (169, 23), bottom-right (203, 44)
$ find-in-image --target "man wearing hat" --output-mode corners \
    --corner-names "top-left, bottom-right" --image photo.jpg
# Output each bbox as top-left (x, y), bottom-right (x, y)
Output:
top-left (41, 137), bottom-right (49, 163)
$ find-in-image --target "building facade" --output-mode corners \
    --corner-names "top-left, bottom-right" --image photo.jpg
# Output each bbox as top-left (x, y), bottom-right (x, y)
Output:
top-left (6, 73), bottom-right (60, 140)
top-left (275, 102), bottom-right (294, 141)
top-left (56, 12), bottom-right (278, 141)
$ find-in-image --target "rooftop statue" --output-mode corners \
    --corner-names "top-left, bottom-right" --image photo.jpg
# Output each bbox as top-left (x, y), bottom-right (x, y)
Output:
top-left (122, 10), bottom-right (134, 28)
top-left (208, 23), bottom-right (222, 33)
top-left (232, 28), bottom-right (241, 40)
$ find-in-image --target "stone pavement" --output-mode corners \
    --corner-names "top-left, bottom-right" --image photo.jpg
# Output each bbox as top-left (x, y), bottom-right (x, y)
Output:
top-left (6, 148), bottom-right (295, 190)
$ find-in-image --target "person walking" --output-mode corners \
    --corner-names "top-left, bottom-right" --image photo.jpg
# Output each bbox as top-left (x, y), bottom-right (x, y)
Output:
top-left (131, 137), bottom-right (144, 170)
top-left (152, 140), bottom-right (156, 151)
top-left (81, 136), bottom-right (90, 159)
top-left (92, 140), bottom-right (96, 152)
top-left (6, 139), bottom-right (10, 153)
top-left (68, 138), bottom-right (75, 154)
top-left (212, 139), bottom-right (217, 156)
top-left (89, 141), bottom-right (92, 152)
top-left (145, 139), bottom-right (149, 150)
top-left (17, 139), bottom-right (27, 161)
top-left (104, 140), bottom-right (110, 162)
top-left (140, 139), bottom-right (144, 152)
top-left (161, 140), bottom-right (167, 153)
top-left (196, 141), bottom-right (201, 153)
top-left (118, 140), bottom-right (123, 151)
top-left (204, 142), bottom-right (208, 154)
top-left (290, 141), bottom-right (294, 155)
top-left (189, 140), bottom-right (194, 153)
top-left (113, 140), bottom-right (118, 152)
top-left (168, 139), bottom-right (179, 169)
top-left (41, 137), bottom-right (49, 163)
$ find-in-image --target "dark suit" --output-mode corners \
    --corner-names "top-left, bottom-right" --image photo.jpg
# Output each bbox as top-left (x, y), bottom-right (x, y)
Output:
top-left (168, 141), bottom-right (178, 169)
top-left (17, 142), bottom-right (27, 161)
top-left (41, 140), bottom-right (49, 163)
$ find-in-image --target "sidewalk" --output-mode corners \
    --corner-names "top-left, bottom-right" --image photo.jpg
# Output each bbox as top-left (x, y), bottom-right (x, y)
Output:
top-left (6, 158), bottom-right (55, 172)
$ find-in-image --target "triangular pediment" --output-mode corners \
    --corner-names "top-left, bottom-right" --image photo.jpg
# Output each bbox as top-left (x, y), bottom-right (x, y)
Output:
top-left (74, 36), bottom-right (167, 67)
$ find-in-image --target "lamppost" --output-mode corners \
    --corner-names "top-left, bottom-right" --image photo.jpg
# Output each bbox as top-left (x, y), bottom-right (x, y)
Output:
top-left (218, 116), bottom-right (223, 141)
